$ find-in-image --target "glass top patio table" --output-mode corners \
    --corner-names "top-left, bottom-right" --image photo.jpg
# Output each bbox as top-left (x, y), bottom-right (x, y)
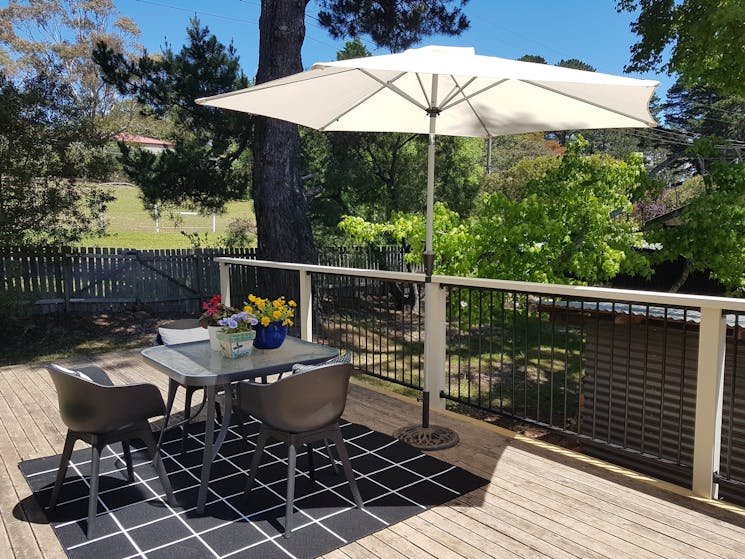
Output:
top-left (141, 336), bottom-right (339, 515)
top-left (141, 336), bottom-right (339, 386)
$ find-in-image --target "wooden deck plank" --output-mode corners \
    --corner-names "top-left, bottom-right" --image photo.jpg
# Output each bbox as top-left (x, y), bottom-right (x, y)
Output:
top-left (412, 510), bottom-right (522, 559)
top-left (432, 504), bottom-right (552, 559)
top-left (486, 438), bottom-right (745, 548)
top-left (347, 534), bottom-right (409, 559)
top-left (484, 457), bottom-right (739, 559)
top-left (2, 349), bottom-right (745, 559)
top-left (474, 481), bottom-right (686, 559)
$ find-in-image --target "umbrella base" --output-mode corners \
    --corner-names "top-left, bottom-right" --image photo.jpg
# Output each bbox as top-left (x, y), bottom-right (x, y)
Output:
top-left (393, 424), bottom-right (459, 450)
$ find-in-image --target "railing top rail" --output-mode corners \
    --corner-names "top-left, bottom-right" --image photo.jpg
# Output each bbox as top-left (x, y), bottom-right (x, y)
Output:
top-left (216, 258), bottom-right (745, 312)
top-left (214, 257), bottom-right (426, 283)
top-left (436, 275), bottom-right (745, 311)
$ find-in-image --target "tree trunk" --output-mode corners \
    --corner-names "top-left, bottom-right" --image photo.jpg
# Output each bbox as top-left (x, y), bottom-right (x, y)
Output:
top-left (253, 0), bottom-right (317, 268)
top-left (669, 258), bottom-right (692, 293)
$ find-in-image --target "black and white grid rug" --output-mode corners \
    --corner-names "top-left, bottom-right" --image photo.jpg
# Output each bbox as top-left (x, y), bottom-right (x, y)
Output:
top-left (20, 416), bottom-right (487, 559)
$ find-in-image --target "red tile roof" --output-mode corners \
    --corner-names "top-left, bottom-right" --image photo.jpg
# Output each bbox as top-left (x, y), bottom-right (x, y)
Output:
top-left (113, 133), bottom-right (174, 146)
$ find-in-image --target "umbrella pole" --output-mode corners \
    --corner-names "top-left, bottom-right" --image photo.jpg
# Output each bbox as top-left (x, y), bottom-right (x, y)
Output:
top-left (394, 75), bottom-right (459, 450)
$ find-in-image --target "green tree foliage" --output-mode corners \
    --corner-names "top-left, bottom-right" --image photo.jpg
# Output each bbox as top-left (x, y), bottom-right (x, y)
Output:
top-left (335, 36), bottom-right (368, 60)
top-left (0, 71), bottom-right (113, 246)
top-left (482, 155), bottom-right (561, 201)
top-left (664, 79), bottom-right (745, 161)
top-left (317, 0), bottom-right (469, 52)
top-left (646, 144), bottom-right (745, 294)
top-left (94, 19), bottom-right (253, 213)
top-left (484, 132), bottom-right (559, 176)
top-left (340, 139), bottom-right (653, 284)
top-left (0, 0), bottom-right (140, 120)
top-left (517, 54), bottom-right (547, 64)
top-left (470, 140), bottom-right (653, 283)
top-left (556, 58), bottom-right (596, 72)
top-left (618, 0), bottom-right (745, 96)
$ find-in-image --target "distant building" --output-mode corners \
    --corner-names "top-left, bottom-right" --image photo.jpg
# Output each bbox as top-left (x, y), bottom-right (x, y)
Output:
top-left (113, 133), bottom-right (174, 154)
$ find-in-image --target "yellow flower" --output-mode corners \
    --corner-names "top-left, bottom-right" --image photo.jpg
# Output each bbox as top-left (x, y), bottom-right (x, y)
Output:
top-left (272, 299), bottom-right (282, 308)
top-left (260, 316), bottom-right (271, 327)
top-left (256, 299), bottom-right (266, 310)
top-left (272, 309), bottom-right (282, 320)
top-left (289, 300), bottom-right (297, 307)
top-left (283, 319), bottom-right (293, 327)
top-left (243, 305), bottom-right (253, 314)
top-left (248, 294), bottom-right (256, 303)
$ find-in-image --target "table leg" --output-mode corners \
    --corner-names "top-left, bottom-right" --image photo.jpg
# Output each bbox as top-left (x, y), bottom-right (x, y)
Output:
top-left (211, 386), bottom-right (233, 462)
top-left (196, 386), bottom-right (215, 515)
top-left (157, 379), bottom-right (179, 453)
top-left (196, 384), bottom-right (233, 514)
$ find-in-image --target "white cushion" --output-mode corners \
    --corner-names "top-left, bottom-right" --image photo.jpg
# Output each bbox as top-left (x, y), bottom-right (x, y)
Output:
top-left (50, 364), bottom-right (93, 382)
top-left (291, 352), bottom-right (352, 374)
top-left (158, 326), bottom-right (209, 345)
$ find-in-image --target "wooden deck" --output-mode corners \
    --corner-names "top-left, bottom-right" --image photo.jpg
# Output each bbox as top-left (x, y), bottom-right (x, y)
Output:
top-left (3, 349), bottom-right (745, 559)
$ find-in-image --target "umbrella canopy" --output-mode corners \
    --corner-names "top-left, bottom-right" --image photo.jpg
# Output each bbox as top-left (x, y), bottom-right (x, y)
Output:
top-left (197, 45), bottom-right (658, 137)
top-left (197, 45), bottom-right (658, 447)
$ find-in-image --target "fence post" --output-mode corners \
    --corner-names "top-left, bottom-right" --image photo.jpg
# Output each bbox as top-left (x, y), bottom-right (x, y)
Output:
top-left (692, 306), bottom-right (727, 499)
top-left (62, 251), bottom-right (73, 312)
top-left (193, 249), bottom-right (202, 300)
top-left (424, 281), bottom-right (448, 411)
top-left (219, 262), bottom-right (231, 307)
top-left (299, 269), bottom-right (313, 342)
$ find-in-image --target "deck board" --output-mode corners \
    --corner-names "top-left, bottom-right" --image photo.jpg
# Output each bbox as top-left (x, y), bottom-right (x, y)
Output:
top-left (2, 348), bottom-right (745, 559)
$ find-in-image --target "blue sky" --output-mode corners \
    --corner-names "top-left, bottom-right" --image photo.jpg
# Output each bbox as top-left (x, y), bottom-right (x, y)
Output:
top-left (116, 0), bottom-right (673, 98)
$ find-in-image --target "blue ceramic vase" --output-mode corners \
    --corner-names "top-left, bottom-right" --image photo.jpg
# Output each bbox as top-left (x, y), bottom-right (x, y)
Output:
top-left (253, 321), bottom-right (288, 349)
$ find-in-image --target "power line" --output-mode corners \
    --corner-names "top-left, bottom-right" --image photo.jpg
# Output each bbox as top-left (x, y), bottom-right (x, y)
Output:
top-left (134, 0), bottom-right (258, 24)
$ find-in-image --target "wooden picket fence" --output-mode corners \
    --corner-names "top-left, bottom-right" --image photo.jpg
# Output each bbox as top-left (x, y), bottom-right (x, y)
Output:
top-left (0, 245), bottom-right (408, 315)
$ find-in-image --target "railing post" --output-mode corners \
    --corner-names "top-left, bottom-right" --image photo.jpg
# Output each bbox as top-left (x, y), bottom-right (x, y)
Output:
top-left (692, 306), bottom-right (727, 499)
top-left (424, 281), bottom-right (448, 411)
top-left (219, 262), bottom-right (231, 307)
top-left (299, 269), bottom-right (313, 342)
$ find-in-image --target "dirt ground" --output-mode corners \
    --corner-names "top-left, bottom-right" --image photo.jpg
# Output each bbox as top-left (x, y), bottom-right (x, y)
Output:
top-left (2, 310), bottom-right (193, 367)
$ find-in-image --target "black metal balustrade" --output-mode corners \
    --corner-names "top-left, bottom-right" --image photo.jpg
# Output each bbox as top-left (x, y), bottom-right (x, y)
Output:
top-left (219, 257), bottom-right (745, 506)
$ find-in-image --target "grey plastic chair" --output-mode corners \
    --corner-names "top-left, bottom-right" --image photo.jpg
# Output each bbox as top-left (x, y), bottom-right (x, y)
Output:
top-left (47, 364), bottom-right (175, 538)
top-left (237, 363), bottom-right (363, 538)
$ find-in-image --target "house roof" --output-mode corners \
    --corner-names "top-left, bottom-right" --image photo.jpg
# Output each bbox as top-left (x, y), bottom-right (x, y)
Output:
top-left (113, 133), bottom-right (174, 147)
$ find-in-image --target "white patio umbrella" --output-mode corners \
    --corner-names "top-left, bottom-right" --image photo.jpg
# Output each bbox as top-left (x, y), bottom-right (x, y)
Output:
top-left (197, 45), bottom-right (658, 448)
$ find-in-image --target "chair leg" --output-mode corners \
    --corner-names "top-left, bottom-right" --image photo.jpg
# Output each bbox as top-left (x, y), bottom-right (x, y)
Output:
top-left (329, 430), bottom-right (363, 509)
top-left (49, 431), bottom-right (76, 510)
top-left (214, 400), bottom-right (223, 425)
top-left (245, 428), bottom-right (268, 494)
top-left (140, 425), bottom-right (176, 507)
top-left (284, 443), bottom-right (297, 538)
top-left (87, 441), bottom-right (102, 538)
top-left (232, 385), bottom-right (247, 441)
top-left (122, 441), bottom-right (134, 482)
top-left (324, 438), bottom-right (339, 475)
top-left (306, 443), bottom-right (315, 483)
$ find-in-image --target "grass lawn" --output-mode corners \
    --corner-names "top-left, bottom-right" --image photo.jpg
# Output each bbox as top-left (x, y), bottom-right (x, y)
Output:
top-left (80, 184), bottom-right (255, 249)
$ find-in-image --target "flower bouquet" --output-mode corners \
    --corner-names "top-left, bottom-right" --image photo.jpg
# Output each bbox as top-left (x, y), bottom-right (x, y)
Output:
top-left (216, 311), bottom-right (259, 358)
top-left (244, 294), bottom-right (296, 349)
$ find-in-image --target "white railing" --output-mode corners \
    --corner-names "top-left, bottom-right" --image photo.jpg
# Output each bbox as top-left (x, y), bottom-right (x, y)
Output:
top-left (217, 257), bottom-right (745, 500)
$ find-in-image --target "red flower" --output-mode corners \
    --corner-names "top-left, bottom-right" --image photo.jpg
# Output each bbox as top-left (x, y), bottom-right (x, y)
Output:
top-left (201, 294), bottom-right (222, 316)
